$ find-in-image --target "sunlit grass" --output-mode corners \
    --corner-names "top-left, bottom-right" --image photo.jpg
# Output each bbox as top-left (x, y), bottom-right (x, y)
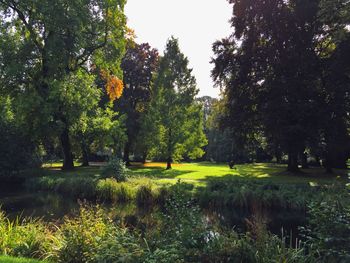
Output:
top-left (40, 161), bottom-right (348, 188)
top-left (42, 161), bottom-right (82, 168)
top-left (128, 162), bottom-right (347, 186)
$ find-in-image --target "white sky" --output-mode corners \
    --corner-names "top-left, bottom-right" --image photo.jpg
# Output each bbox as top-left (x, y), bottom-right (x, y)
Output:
top-left (125, 0), bottom-right (232, 98)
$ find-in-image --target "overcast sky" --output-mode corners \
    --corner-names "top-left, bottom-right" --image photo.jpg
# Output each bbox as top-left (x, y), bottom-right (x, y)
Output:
top-left (125, 0), bottom-right (232, 98)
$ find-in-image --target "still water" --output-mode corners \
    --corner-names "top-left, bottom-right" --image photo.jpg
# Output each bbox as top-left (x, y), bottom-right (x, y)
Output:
top-left (0, 185), bottom-right (306, 242)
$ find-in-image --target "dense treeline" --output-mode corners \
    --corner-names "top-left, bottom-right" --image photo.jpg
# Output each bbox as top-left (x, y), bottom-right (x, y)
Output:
top-left (0, 1), bottom-right (206, 173)
top-left (0, 0), bottom-right (349, 175)
top-left (212, 0), bottom-right (350, 172)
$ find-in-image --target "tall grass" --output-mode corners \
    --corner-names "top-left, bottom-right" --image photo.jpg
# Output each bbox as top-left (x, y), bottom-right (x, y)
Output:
top-left (196, 178), bottom-right (317, 210)
top-left (96, 179), bottom-right (134, 203)
top-left (0, 210), bottom-right (54, 259)
top-left (26, 177), bottom-right (97, 199)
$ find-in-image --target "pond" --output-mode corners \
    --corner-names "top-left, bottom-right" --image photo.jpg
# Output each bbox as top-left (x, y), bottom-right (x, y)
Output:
top-left (0, 184), bottom-right (306, 244)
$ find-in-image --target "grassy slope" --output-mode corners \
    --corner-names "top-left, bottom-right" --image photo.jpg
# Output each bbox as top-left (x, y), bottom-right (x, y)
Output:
top-left (42, 162), bottom-right (347, 187)
top-left (0, 256), bottom-right (44, 263)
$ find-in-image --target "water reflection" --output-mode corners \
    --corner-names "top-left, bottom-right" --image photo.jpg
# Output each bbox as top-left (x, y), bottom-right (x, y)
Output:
top-left (0, 188), bottom-right (306, 244)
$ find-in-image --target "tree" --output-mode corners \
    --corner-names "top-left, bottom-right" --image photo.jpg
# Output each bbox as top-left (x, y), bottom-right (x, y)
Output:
top-left (316, 0), bottom-right (350, 170)
top-left (151, 37), bottom-right (207, 169)
top-left (119, 42), bottom-right (159, 165)
top-left (212, 0), bottom-right (350, 172)
top-left (0, 0), bottom-right (127, 170)
top-left (72, 104), bottom-right (126, 166)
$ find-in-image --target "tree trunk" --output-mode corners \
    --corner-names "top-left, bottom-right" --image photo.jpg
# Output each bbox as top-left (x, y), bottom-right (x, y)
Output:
top-left (81, 140), bottom-right (89, 167)
top-left (275, 151), bottom-right (282, 164)
top-left (301, 151), bottom-right (308, 169)
top-left (324, 153), bottom-right (333, 174)
top-left (142, 150), bottom-right (148, 164)
top-left (315, 156), bottom-right (321, 167)
top-left (166, 128), bottom-right (172, 170)
top-left (166, 157), bottom-right (172, 170)
top-left (287, 150), bottom-right (299, 173)
top-left (60, 126), bottom-right (74, 171)
top-left (123, 141), bottom-right (131, 166)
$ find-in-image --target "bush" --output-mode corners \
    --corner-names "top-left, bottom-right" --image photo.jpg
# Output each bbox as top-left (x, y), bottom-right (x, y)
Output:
top-left (101, 157), bottom-right (128, 182)
top-left (52, 205), bottom-right (144, 263)
top-left (302, 188), bottom-right (350, 262)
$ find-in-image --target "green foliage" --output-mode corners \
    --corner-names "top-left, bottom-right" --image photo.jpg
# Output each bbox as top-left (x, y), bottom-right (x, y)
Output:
top-left (0, 212), bottom-right (53, 259)
top-left (27, 177), bottom-right (97, 200)
top-left (212, 0), bottom-right (350, 171)
top-left (3, 190), bottom-right (350, 263)
top-left (0, 97), bottom-right (41, 175)
top-left (136, 185), bottom-right (155, 206)
top-left (102, 157), bottom-right (129, 182)
top-left (0, 0), bottom-right (128, 170)
top-left (147, 37), bottom-right (207, 167)
top-left (52, 205), bottom-right (143, 263)
top-left (118, 42), bottom-right (159, 163)
top-left (197, 178), bottom-right (316, 210)
top-left (96, 179), bottom-right (134, 203)
top-left (302, 188), bottom-right (350, 262)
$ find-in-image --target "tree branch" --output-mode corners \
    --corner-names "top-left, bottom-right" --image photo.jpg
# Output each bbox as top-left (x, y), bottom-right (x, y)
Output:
top-left (0, 0), bottom-right (43, 52)
top-left (74, 6), bottom-right (110, 69)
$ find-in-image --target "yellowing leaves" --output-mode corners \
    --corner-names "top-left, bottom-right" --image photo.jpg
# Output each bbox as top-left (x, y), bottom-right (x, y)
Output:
top-left (100, 70), bottom-right (124, 102)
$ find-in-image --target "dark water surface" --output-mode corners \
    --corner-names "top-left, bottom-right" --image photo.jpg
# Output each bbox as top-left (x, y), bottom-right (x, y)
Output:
top-left (0, 185), bottom-right (306, 243)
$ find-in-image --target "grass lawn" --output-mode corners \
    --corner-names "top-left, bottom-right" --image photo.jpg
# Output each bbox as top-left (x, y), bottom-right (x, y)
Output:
top-left (0, 256), bottom-right (45, 263)
top-left (42, 161), bottom-right (348, 187)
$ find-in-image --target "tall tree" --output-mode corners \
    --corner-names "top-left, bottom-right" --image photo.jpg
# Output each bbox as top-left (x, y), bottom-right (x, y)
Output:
top-left (0, 0), bottom-right (127, 170)
top-left (151, 37), bottom-right (207, 169)
top-left (119, 42), bottom-right (159, 165)
top-left (212, 0), bottom-right (350, 172)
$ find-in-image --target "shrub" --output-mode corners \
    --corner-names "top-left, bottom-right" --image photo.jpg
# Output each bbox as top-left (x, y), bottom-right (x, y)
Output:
top-left (52, 205), bottom-right (144, 263)
top-left (101, 157), bottom-right (128, 182)
top-left (302, 188), bottom-right (350, 262)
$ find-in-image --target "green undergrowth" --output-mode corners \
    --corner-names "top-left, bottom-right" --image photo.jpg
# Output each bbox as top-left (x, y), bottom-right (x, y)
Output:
top-left (1, 183), bottom-right (349, 263)
top-left (196, 178), bottom-right (320, 210)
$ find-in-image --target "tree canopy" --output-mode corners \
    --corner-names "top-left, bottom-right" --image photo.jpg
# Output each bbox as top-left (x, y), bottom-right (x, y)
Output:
top-left (212, 0), bottom-right (350, 172)
top-left (149, 37), bottom-right (207, 169)
top-left (0, 0), bottom-right (127, 170)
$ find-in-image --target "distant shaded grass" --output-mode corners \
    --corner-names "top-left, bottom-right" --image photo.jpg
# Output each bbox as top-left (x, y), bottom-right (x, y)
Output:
top-left (0, 256), bottom-right (45, 263)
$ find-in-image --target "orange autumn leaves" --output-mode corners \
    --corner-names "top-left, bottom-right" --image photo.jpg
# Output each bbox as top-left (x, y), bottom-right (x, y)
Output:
top-left (100, 69), bottom-right (124, 102)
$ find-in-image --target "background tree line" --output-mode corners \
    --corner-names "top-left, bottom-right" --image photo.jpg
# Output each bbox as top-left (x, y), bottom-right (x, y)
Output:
top-left (211, 0), bottom-right (350, 172)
